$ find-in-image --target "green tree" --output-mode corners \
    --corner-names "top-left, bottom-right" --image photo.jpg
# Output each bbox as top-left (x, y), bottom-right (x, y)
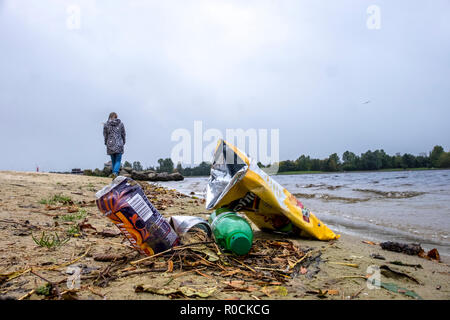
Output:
top-left (360, 150), bottom-right (382, 170)
top-left (393, 153), bottom-right (403, 169)
top-left (123, 161), bottom-right (132, 168)
top-left (415, 153), bottom-right (430, 168)
top-left (279, 160), bottom-right (296, 172)
top-left (157, 158), bottom-right (174, 173)
top-left (325, 153), bottom-right (340, 171)
top-left (437, 152), bottom-right (450, 168)
top-left (430, 145), bottom-right (444, 167)
top-left (310, 159), bottom-right (321, 171)
top-left (295, 155), bottom-right (312, 171)
top-left (191, 162), bottom-right (211, 176)
top-left (342, 151), bottom-right (358, 171)
top-left (375, 150), bottom-right (391, 169)
top-left (132, 161), bottom-right (143, 171)
top-left (401, 153), bottom-right (416, 168)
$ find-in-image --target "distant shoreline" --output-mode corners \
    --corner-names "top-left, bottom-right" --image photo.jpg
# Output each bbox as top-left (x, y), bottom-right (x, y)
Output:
top-left (275, 167), bottom-right (449, 176)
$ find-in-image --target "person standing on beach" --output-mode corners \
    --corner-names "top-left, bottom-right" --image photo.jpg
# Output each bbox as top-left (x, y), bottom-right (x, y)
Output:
top-left (103, 112), bottom-right (126, 178)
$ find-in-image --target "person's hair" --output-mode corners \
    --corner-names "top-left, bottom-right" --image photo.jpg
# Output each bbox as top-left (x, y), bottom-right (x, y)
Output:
top-left (108, 112), bottom-right (118, 120)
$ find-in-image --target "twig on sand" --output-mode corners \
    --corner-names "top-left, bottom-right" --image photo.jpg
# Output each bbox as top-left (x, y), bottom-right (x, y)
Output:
top-left (86, 286), bottom-right (105, 298)
top-left (195, 269), bottom-right (213, 278)
top-left (350, 286), bottom-right (365, 299)
top-left (0, 219), bottom-right (39, 230)
top-left (328, 262), bottom-right (359, 268)
top-left (44, 245), bottom-right (91, 271)
top-left (129, 241), bottom-right (214, 266)
top-left (231, 257), bottom-right (256, 273)
top-left (18, 289), bottom-right (36, 301)
top-left (0, 246), bottom-right (91, 284)
top-left (290, 243), bottom-right (332, 270)
top-left (339, 275), bottom-right (367, 279)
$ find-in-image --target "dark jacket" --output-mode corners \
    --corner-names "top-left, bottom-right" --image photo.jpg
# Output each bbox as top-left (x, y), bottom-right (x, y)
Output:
top-left (103, 119), bottom-right (126, 155)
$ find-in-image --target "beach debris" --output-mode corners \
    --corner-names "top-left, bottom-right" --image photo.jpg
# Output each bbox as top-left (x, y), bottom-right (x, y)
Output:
top-left (350, 286), bottom-right (365, 299)
top-left (45, 205), bottom-right (61, 211)
top-left (371, 280), bottom-right (423, 300)
top-left (362, 240), bottom-right (378, 246)
top-left (135, 284), bottom-right (216, 298)
top-left (292, 251), bottom-right (322, 279)
top-left (93, 254), bottom-right (128, 262)
top-left (305, 289), bottom-right (331, 298)
top-left (66, 206), bottom-right (79, 213)
top-left (380, 241), bottom-right (441, 262)
top-left (222, 280), bottom-right (259, 293)
top-left (389, 261), bottom-right (422, 269)
top-left (261, 285), bottom-right (288, 297)
top-left (169, 215), bottom-right (212, 239)
top-left (326, 289), bottom-right (340, 295)
top-left (205, 139), bottom-right (339, 241)
top-left (380, 265), bottom-right (421, 284)
top-left (380, 241), bottom-right (423, 255)
top-left (127, 238), bottom-right (306, 298)
top-left (78, 220), bottom-right (97, 233)
top-left (96, 176), bottom-right (180, 256)
top-left (209, 208), bottom-right (253, 256)
top-left (191, 246), bottom-right (220, 262)
top-left (370, 253), bottom-right (386, 260)
top-left (420, 248), bottom-right (441, 262)
top-left (328, 262), bottom-right (359, 268)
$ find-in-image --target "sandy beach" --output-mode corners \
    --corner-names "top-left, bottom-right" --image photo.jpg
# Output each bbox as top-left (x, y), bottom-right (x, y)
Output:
top-left (0, 171), bottom-right (448, 300)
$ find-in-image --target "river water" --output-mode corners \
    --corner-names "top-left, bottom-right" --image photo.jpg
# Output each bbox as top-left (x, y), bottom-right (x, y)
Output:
top-left (157, 170), bottom-right (450, 257)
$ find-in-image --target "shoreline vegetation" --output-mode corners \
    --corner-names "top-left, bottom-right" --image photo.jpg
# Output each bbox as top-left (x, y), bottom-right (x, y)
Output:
top-left (276, 167), bottom-right (449, 176)
top-left (264, 145), bottom-right (450, 175)
top-left (180, 145), bottom-right (450, 177)
top-left (63, 145), bottom-right (450, 178)
top-left (136, 145), bottom-right (450, 178)
top-left (0, 171), bottom-right (448, 300)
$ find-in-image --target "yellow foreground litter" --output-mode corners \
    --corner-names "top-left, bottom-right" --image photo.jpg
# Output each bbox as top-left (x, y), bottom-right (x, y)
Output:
top-left (206, 140), bottom-right (340, 241)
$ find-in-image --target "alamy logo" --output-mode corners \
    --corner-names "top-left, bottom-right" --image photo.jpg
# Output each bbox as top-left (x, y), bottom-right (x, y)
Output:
top-left (171, 121), bottom-right (280, 175)
top-left (231, 192), bottom-right (257, 212)
top-left (66, 5), bottom-right (81, 30)
top-left (366, 5), bottom-right (381, 30)
top-left (366, 265), bottom-right (381, 289)
top-left (66, 265), bottom-right (81, 289)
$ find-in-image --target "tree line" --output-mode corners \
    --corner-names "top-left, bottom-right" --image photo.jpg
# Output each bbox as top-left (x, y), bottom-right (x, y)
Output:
top-left (130, 145), bottom-right (450, 176)
top-left (161, 145), bottom-right (450, 176)
top-left (271, 145), bottom-right (450, 173)
top-left (86, 145), bottom-right (450, 177)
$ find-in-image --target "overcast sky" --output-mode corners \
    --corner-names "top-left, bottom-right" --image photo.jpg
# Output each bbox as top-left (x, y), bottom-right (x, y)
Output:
top-left (1, 0), bottom-right (449, 172)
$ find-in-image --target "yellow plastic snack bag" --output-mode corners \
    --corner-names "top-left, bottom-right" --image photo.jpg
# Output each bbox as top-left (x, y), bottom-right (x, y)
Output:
top-left (206, 140), bottom-right (339, 241)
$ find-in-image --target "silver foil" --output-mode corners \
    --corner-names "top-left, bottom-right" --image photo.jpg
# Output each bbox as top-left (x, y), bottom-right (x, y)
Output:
top-left (169, 215), bottom-right (212, 237)
top-left (205, 140), bottom-right (249, 210)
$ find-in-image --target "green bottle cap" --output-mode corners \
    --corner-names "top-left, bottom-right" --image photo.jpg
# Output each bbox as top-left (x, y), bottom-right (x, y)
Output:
top-left (229, 232), bottom-right (252, 256)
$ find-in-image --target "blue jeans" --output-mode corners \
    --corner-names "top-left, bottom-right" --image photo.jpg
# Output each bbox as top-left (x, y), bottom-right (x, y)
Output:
top-left (110, 153), bottom-right (122, 174)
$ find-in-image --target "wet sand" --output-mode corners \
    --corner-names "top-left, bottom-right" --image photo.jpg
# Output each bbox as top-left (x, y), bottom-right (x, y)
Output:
top-left (0, 171), bottom-right (448, 300)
